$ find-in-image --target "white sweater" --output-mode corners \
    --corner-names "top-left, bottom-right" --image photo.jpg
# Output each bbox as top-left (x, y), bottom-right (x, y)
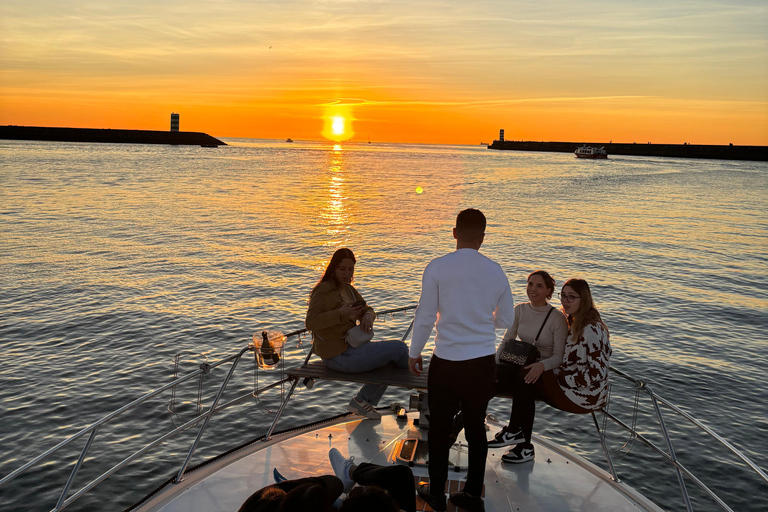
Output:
top-left (410, 248), bottom-right (516, 361)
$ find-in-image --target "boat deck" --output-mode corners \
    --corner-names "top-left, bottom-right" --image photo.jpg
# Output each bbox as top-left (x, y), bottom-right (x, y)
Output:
top-left (135, 410), bottom-right (663, 512)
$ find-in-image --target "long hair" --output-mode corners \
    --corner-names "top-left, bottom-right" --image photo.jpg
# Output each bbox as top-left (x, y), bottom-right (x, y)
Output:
top-left (314, 248), bottom-right (356, 292)
top-left (562, 278), bottom-right (605, 341)
top-left (528, 269), bottom-right (556, 300)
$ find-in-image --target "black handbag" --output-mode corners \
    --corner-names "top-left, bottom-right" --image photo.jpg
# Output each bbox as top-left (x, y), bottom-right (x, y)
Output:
top-left (499, 307), bottom-right (555, 367)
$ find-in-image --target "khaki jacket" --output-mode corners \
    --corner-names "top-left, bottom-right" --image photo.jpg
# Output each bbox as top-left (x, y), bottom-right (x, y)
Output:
top-left (305, 281), bottom-right (376, 359)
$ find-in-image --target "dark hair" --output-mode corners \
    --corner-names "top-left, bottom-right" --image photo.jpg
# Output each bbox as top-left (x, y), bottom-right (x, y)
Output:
top-left (528, 270), bottom-right (556, 300)
top-left (339, 485), bottom-right (399, 512)
top-left (316, 248), bottom-right (356, 290)
top-left (276, 482), bottom-right (334, 512)
top-left (561, 278), bottom-right (606, 341)
top-left (455, 208), bottom-right (486, 242)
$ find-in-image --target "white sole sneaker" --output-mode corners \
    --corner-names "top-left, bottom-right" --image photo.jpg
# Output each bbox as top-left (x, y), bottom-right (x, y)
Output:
top-left (347, 397), bottom-right (382, 419)
top-left (487, 427), bottom-right (525, 448)
top-left (329, 448), bottom-right (355, 493)
top-left (501, 444), bottom-right (534, 463)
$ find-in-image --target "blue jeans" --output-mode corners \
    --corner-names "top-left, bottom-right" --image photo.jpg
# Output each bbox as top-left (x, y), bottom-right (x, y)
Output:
top-left (322, 340), bottom-right (409, 405)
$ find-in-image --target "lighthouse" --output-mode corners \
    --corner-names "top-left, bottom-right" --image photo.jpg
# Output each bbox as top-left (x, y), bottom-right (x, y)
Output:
top-left (170, 113), bottom-right (180, 132)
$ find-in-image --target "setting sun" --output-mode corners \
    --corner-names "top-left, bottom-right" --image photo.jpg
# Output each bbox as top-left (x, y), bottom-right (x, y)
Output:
top-left (332, 117), bottom-right (345, 136)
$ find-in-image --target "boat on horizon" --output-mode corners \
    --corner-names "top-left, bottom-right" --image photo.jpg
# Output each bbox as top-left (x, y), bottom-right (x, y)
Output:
top-left (1, 305), bottom-right (765, 512)
top-left (575, 145), bottom-right (608, 159)
top-left (285, 138), bottom-right (293, 143)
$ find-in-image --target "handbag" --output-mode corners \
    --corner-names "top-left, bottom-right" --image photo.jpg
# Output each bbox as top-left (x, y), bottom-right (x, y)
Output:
top-left (499, 307), bottom-right (555, 367)
top-left (346, 325), bottom-right (374, 348)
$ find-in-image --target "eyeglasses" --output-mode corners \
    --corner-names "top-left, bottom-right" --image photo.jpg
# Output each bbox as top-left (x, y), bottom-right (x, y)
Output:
top-left (559, 293), bottom-right (581, 303)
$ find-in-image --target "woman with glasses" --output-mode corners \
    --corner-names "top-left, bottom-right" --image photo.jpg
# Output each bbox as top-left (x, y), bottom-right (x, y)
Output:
top-left (493, 278), bottom-right (611, 464)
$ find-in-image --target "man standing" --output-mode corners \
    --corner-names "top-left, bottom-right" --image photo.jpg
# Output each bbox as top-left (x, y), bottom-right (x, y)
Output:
top-left (409, 208), bottom-right (515, 512)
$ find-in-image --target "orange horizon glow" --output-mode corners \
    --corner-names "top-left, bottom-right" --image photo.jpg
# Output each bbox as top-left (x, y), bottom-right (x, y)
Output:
top-left (1, 2), bottom-right (766, 146)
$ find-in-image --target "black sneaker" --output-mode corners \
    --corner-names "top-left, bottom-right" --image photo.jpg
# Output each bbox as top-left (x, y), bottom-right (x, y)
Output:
top-left (487, 426), bottom-right (524, 448)
top-left (417, 482), bottom-right (447, 511)
top-left (501, 443), bottom-right (535, 463)
top-left (450, 490), bottom-right (485, 512)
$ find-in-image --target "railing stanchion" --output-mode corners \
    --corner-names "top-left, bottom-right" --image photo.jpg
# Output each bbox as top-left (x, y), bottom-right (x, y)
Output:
top-left (53, 426), bottom-right (99, 511)
top-left (646, 384), bottom-right (693, 512)
top-left (591, 411), bottom-right (619, 482)
top-left (173, 347), bottom-right (249, 483)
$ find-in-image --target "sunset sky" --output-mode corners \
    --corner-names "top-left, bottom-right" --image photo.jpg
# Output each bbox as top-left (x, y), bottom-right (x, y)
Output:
top-left (1, 1), bottom-right (766, 145)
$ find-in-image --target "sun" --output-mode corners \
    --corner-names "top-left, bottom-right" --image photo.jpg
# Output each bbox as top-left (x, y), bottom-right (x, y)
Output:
top-left (331, 116), bottom-right (345, 136)
top-left (322, 109), bottom-right (355, 141)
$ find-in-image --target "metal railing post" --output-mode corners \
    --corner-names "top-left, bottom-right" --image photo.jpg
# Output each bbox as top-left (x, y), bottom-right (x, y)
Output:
top-left (53, 426), bottom-right (99, 511)
top-left (591, 411), bottom-right (619, 482)
top-left (173, 347), bottom-right (248, 483)
top-left (645, 384), bottom-right (693, 512)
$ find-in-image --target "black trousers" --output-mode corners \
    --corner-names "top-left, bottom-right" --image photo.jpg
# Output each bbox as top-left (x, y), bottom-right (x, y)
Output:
top-left (354, 462), bottom-right (416, 512)
top-left (427, 354), bottom-right (496, 497)
top-left (508, 367), bottom-right (591, 444)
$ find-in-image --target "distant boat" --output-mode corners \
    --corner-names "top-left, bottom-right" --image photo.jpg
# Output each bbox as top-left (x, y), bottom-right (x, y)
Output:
top-left (575, 145), bottom-right (608, 159)
top-left (285, 138), bottom-right (293, 143)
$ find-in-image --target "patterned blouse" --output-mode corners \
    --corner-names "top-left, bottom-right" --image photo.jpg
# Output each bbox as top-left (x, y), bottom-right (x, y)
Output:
top-left (554, 321), bottom-right (611, 410)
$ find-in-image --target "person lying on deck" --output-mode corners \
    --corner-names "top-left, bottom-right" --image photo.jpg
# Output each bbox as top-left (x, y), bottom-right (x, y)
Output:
top-left (306, 248), bottom-right (409, 420)
top-left (237, 448), bottom-right (416, 512)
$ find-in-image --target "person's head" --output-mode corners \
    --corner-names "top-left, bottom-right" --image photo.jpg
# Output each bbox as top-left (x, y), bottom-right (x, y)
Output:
top-left (276, 482), bottom-right (335, 512)
top-left (527, 270), bottom-right (556, 306)
top-left (560, 278), bottom-right (602, 340)
top-left (453, 208), bottom-right (486, 248)
top-left (339, 485), bottom-right (400, 512)
top-left (318, 248), bottom-right (356, 289)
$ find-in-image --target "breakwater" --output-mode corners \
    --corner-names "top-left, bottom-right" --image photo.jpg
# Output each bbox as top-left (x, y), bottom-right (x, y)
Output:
top-left (0, 125), bottom-right (226, 147)
top-left (488, 140), bottom-right (767, 161)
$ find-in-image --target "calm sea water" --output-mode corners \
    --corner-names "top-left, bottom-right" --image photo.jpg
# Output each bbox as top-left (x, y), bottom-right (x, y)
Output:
top-left (1, 139), bottom-right (766, 512)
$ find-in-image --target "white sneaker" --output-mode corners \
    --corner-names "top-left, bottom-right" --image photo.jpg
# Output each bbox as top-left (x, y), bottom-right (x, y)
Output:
top-left (329, 448), bottom-right (355, 493)
top-left (487, 426), bottom-right (525, 448)
top-left (501, 443), bottom-right (535, 463)
top-left (347, 397), bottom-right (381, 419)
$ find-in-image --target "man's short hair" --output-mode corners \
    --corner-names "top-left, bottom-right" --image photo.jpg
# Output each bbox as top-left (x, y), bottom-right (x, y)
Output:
top-left (455, 208), bottom-right (486, 240)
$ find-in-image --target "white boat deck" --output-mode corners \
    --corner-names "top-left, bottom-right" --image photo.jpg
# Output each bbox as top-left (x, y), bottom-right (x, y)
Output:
top-left (135, 411), bottom-right (663, 512)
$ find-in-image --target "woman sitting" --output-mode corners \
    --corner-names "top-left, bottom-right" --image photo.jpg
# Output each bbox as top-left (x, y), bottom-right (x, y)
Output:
top-left (490, 270), bottom-right (568, 446)
top-left (306, 248), bottom-right (409, 419)
top-left (494, 278), bottom-right (611, 464)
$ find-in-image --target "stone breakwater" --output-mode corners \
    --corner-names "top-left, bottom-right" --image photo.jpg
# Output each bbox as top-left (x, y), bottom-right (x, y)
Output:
top-left (0, 125), bottom-right (226, 147)
top-left (488, 140), bottom-right (767, 161)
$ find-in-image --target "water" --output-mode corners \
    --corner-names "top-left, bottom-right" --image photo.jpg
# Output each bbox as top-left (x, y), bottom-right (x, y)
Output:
top-left (1, 139), bottom-right (766, 512)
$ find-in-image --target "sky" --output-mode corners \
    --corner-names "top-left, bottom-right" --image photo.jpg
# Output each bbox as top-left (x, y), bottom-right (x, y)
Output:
top-left (1, 0), bottom-right (767, 145)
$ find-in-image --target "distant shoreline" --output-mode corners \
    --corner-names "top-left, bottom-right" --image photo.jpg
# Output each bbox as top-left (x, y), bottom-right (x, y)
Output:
top-left (0, 125), bottom-right (226, 147)
top-left (487, 140), bottom-right (768, 162)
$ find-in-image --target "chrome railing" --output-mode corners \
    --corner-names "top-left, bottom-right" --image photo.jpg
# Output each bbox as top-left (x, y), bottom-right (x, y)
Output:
top-left (595, 366), bottom-right (768, 512)
top-left (0, 305), bottom-right (417, 512)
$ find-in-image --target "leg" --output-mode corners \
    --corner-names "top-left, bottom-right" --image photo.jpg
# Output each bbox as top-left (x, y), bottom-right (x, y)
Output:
top-left (322, 340), bottom-right (408, 406)
top-left (510, 369), bottom-right (538, 444)
top-left (353, 463), bottom-right (416, 512)
top-left (426, 354), bottom-right (461, 498)
top-left (534, 372), bottom-right (591, 414)
top-left (458, 355), bottom-right (496, 497)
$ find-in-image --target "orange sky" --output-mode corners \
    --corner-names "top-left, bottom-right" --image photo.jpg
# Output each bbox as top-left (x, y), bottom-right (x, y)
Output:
top-left (1, 1), bottom-right (767, 145)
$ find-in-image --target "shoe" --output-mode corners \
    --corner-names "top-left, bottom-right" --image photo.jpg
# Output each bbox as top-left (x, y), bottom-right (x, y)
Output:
top-left (487, 426), bottom-right (524, 448)
top-left (417, 482), bottom-right (446, 511)
top-left (329, 448), bottom-right (356, 493)
top-left (450, 490), bottom-right (485, 512)
top-left (347, 397), bottom-right (382, 420)
top-left (501, 443), bottom-right (535, 463)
